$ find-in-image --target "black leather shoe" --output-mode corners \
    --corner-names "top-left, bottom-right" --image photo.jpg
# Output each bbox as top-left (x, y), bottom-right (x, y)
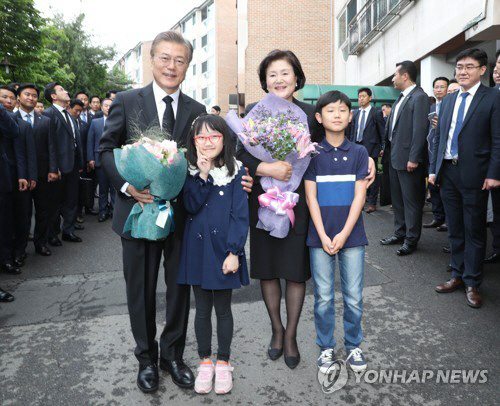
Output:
top-left (85, 207), bottom-right (99, 215)
top-left (436, 224), bottom-right (448, 232)
top-left (396, 243), bottom-right (416, 256)
top-left (442, 246), bottom-right (451, 254)
top-left (98, 213), bottom-right (108, 223)
top-left (484, 252), bottom-right (500, 264)
top-left (284, 351), bottom-right (301, 369)
top-left (2, 263), bottom-right (21, 275)
top-left (159, 359), bottom-right (195, 388)
top-left (76, 215), bottom-right (85, 224)
top-left (423, 219), bottom-right (443, 228)
top-left (48, 237), bottom-right (62, 247)
top-left (35, 246), bottom-right (52, 256)
top-left (268, 338), bottom-right (283, 361)
top-left (380, 235), bottom-right (404, 245)
top-left (137, 364), bottom-right (159, 393)
top-left (13, 257), bottom-right (24, 267)
top-left (0, 288), bottom-right (14, 302)
top-left (62, 233), bottom-right (82, 243)
top-left (74, 223), bottom-right (85, 230)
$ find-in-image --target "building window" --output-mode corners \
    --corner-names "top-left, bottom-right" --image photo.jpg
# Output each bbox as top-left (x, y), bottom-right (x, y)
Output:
top-left (338, 9), bottom-right (347, 47)
top-left (202, 61), bottom-right (207, 74)
top-left (202, 87), bottom-right (208, 99)
top-left (192, 64), bottom-right (196, 75)
top-left (201, 1), bottom-right (214, 25)
top-left (347, 0), bottom-right (357, 23)
top-left (192, 13), bottom-right (196, 24)
top-left (202, 34), bottom-right (207, 48)
top-left (192, 90), bottom-right (196, 100)
top-left (192, 38), bottom-right (196, 49)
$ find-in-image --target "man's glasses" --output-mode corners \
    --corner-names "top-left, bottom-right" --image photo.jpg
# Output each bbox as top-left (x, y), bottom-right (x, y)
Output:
top-left (455, 65), bottom-right (481, 73)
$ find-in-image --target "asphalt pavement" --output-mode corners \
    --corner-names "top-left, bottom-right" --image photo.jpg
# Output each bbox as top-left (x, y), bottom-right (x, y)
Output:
top-left (0, 202), bottom-right (499, 405)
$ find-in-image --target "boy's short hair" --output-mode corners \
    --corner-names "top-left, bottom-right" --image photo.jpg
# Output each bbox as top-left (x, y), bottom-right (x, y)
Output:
top-left (357, 87), bottom-right (372, 97)
top-left (315, 90), bottom-right (352, 114)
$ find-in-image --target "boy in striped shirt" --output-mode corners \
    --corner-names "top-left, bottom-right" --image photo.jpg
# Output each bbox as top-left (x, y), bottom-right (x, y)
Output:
top-left (304, 91), bottom-right (369, 373)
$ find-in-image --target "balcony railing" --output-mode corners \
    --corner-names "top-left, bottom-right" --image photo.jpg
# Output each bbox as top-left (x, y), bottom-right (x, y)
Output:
top-left (348, 0), bottom-right (414, 55)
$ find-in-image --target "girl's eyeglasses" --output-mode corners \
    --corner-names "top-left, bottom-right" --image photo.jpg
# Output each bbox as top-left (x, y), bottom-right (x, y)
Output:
top-left (194, 134), bottom-right (223, 144)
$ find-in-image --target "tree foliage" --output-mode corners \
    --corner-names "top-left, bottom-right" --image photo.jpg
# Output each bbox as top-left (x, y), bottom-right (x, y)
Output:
top-left (0, 1), bottom-right (132, 98)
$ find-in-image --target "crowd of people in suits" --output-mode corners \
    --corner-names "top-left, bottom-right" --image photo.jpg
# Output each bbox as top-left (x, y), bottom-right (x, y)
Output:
top-left (0, 83), bottom-right (119, 302)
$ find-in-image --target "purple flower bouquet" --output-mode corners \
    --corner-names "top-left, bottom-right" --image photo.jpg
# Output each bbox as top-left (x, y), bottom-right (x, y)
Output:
top-left (226, 93), bottom-right (317, 238)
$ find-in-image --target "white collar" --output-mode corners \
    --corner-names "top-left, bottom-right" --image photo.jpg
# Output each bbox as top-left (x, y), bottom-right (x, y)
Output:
top-left (189, 159), bottom-right (242, 187)
top-left (402, 84), bottom-right (416, 98)
top-left (359, 104), bottom-right (372, 114)
top-left (153, 80), bottom-right (180, 105)
top-left (18, 107), bottom-right (34, 117)
top-left (459, 81), bottom-right (481, 97)
top-left (53, 103), bottom-right (67, 114)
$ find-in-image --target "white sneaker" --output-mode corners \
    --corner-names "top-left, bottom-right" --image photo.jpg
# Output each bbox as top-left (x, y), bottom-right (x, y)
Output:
top-left (194, 360), bottom-right (214, 394)
top-left (317, 348), bottom-right (336, 374)
top-left (214, 361), bottom-right (234, 394)
top-left (346, 348), bottom-right (367, 372)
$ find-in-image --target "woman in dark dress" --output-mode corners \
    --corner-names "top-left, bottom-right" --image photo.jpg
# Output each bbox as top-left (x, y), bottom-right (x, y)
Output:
top-left (236, 50), bottom-right (322, 369)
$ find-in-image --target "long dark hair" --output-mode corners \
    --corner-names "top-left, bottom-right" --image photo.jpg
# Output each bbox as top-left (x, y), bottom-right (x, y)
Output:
top-left (186, 114), bottom-right (236, 176)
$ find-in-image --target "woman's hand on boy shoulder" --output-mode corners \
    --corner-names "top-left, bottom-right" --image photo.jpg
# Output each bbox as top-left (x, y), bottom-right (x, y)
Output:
top-left (222, 253), bottom-right (239, 274)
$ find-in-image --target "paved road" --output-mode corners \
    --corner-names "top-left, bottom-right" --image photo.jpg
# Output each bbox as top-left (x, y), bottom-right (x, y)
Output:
top-left (0, 203), bottom-right (498, 405)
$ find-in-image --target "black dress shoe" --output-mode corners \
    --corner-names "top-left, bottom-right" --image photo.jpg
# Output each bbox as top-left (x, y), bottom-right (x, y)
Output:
top-left (484, 252), bottom-right (500, 264)
top-left (48, 237), bottom-right (62, 247)
top-left (396, 243), bottom-right (416, 256)
top-left (35, 246), bottom-right (52, 256)
top-left (74, 223), bottom-right (85, 230)
top-left (0, 288), bottom-right (14, 302)
top-left (380, 235), bottom-right (404, 245)
top-left (423, 219), bottom-right (443, 228)
top-left (442, 246), bottom-right (451, 254)
top-left (62, 233), bottom-right (82, 243)
top-left (13, 257), bottom-right (24, 267)
top-left (159, 359), bottom-right (195, 388)
top-left (436, 224), bottom-right (448, 232)
top-left (284, 351), bottom-right (301, 369)
top-left (98, 213), bottom-right (108, 222)
top-left (16, 252), bottom-right (28, 260)
top-left (76, 215), bottom-right (85, 224)
top-left (1, 263), bottom-right (21, 275)
top-left (137, 364), bottom-right (159, 393)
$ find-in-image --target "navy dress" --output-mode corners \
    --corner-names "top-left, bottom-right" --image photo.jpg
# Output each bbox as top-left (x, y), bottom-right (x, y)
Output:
top-left (177, 161), bottom-right (250, 290)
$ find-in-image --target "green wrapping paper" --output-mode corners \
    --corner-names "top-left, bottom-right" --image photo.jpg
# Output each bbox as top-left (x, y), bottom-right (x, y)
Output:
top-left (114, 144), bottom-right (187, 240)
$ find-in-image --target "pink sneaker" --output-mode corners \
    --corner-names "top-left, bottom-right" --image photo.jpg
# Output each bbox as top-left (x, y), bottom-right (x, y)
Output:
top-left (214, 361), bottom-right (234, 394)
top-left (194, 360), bottom-right (214, 394)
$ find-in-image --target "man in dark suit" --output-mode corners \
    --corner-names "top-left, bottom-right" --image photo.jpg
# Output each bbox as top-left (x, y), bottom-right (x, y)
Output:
top-left (380, 60), bottom-right (430, 255)
top-left (423, 77), bottom-right (449, 231)
top-left (349, 87), bottom-right (385, 212)
top-left (430, 48), bottom-right (500, 308)
top-left (16, 84), bottom-right (55, 257)
top-left (11, 84), bottom-right (38, 265)
top-left (0, 102), bottom-right (18, 300)
top-left (99, 31), bottom-right (207, 393)
top-left (88, 98), bottom-right (114, 222)
top-left (43, 82), bottom-right (84, 244)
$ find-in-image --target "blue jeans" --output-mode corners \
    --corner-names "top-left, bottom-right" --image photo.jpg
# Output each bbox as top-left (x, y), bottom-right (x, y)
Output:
top-left (310, 245), bottom-right (365, 351)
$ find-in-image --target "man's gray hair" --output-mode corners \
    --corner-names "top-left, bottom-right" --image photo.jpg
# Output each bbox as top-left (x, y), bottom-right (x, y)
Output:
top-left (150, 31), bottom-right (193, 64)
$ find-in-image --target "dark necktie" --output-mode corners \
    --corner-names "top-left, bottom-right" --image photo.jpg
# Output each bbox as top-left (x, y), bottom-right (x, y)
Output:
top-left (356, 109), bottom-right (366, 142)
top-left (162, 95), bottom-right (175, 135)
top-left (450, 92), bottom-right (469, 157)
top-left (62, 109), bottom-right (77, 146)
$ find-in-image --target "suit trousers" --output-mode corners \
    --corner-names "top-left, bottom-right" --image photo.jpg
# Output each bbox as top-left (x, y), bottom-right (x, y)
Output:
top-left (366, 162), bottom-right (379, 206)
top-left (12, 189), bottom-right (32, 256)
top-left (488, 188), bottom-right (500, 254)
top-left (96, 167), bottom-right (115, 214)
top-left (0, 191), bottom-right (14, 264)
top-left (33, 178), bottom-right (59, 248)
top-left (51, 165), bottom-right (80, 236)
top-left (428, 182), bottom-right (445, 223)
top-left (388, 163), bottom-right (425, 245)
top-left (440, 161), bottom-right (487, 287)
top-left (121, 232), bottom-right (190, 365)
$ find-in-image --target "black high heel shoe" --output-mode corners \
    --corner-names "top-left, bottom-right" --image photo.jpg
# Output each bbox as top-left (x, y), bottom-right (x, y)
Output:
top-left (284, 351), bottom-right (301, 369)
top-left (268, 341), bottom-right (283, 360)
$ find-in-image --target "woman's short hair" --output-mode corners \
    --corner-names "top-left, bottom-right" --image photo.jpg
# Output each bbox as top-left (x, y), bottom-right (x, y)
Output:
top-left (258, 49), bottom-right (306, 93)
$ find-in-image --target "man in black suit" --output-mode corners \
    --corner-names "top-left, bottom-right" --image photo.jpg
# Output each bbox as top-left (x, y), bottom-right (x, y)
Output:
top-left (11, 84), bottom-right (38, 265)
top-left (350, 87), bottom-right (385, 212)
top-left (43, 82), bottom-right (84, 244)
top-left (16, 83), bottom-right (55, 257)
top-left (430, 48), bottom-right (500, 308)
top-left (89, 95), bottom-right (103, 119)
top-left (380, 60), bottom-right (430, 255)
top-left (99, 31), bottom-right (207, 393)
top-left (0, 103), bottom-right (18, 300)
top-left (423, 77), bottom-right (449, 231)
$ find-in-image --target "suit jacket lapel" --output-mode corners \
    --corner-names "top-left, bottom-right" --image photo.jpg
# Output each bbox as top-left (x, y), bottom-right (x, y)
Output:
top-left (442, 92), bottom-right (458, 137)
top-left (460, 85), bottom-right (486, 133)
top-left (137, 83), bottom-right (159, 131)
top-left (173, 92), bottom-right (192, 143)
top-left (393, 87), bottom-right (416, 128)
top-left (54, 107), bottom-right (74, 137)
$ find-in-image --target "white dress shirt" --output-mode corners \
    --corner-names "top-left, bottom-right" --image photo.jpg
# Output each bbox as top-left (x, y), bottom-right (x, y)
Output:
top-left (19, 107), bottom-right (34, 124)
top-left (444, 81), bottom-right (481, 159)
top-left (153, 80), bottom-right (179, 130)
top-left (391, 84), bottom-right (416, 132)
top-left (357, 104), bottom-right (372, 140)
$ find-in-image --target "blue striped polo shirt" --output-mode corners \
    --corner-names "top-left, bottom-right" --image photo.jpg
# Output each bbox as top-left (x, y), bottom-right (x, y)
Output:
top-left (304, 137), bottom-right (369, 248)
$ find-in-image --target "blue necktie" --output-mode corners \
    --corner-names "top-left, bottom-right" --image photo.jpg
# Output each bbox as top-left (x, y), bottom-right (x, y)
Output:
top-left (450, 92), bottom-right (469, 157)
top-left (357, 109), bottom-right (366, 142)
top-left (25, 113), bottom-right (33, 127)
